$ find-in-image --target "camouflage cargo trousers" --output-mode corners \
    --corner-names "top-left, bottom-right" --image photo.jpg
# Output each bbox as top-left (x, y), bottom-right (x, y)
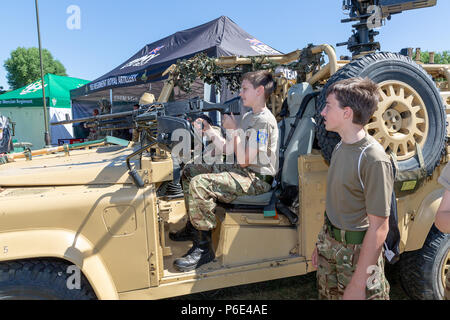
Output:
top-left (316, 223), bottom-right (390, 300)
top-left (181, 162), bottom-right (271, 231)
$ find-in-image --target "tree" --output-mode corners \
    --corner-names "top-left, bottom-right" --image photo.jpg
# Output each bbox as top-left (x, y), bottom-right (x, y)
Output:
top-left (416, 50), bottom-right (450, 64)
top-left (3, 47), bottom-right (67, 90)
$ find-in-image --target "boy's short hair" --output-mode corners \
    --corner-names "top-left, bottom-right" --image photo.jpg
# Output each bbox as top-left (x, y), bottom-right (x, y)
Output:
top-left (242, 70), bottom-right (275, 100)
top-left (326, 77), bottom-right (379, 125)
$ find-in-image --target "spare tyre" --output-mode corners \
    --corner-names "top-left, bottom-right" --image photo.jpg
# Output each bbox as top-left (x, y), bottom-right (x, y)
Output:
top-left (315, 52), bottom-right (447, 176)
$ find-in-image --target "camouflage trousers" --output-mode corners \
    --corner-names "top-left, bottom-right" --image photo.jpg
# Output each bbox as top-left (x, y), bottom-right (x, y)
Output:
top-left (181, 162), bottom-right (271, 231)
top-left (316, 223), bottom-right (390, 300)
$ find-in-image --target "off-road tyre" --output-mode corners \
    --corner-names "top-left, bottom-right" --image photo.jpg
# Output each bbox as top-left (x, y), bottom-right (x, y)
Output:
top-left (315, 52), bottom-right (447, 176)
top-left (399, 224), bottom-right (450, 300)
top-left (0, 258), bottom-right (96, 300)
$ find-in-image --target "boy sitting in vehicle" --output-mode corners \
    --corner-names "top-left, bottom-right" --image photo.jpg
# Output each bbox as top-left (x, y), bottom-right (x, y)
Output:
top-left (170, 70), bottom-right (279, 272)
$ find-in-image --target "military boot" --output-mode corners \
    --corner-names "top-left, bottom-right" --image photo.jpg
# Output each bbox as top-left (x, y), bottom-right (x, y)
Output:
top-left (169, 220), bottom-right (196, 242)
top-left (173, 229), bottom-right (215, 272)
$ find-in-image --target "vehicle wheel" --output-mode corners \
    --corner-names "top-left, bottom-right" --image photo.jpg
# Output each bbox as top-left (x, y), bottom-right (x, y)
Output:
top-left (0, 259), bottom-right (96, 300)
top-left (315, 52), bottom-right (447, 175)
top-left (399, 224), bottom-right (450, 300)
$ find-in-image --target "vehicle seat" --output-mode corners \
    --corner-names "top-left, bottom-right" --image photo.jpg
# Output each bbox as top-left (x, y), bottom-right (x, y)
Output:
top-left (229, 83), bottom-right (316, 206)
top-left (230, 191), bottom-right (274, 206)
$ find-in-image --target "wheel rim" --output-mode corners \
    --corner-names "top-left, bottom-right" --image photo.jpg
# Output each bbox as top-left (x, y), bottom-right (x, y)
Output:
top-left (365, 80), bottom-right (429, 161)
top-left (441, 248), bottom-right (450, 294)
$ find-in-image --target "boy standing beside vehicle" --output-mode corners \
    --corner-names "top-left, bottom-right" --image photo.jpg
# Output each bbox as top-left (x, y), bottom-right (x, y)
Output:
top-left (311, 77), bottom-right (393, 300)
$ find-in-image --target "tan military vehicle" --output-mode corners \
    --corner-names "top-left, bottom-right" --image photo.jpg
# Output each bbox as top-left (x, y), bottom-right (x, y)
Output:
top-left (0, 0), bottom-right (449, 300)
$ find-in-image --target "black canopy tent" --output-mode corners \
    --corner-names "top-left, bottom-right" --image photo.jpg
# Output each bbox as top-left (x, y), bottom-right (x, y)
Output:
top-left (70, 16), bottom-right (282, 121)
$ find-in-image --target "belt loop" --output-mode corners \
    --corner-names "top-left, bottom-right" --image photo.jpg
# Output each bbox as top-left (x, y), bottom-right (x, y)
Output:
top-left (340, 229), bottom-right (347, 245)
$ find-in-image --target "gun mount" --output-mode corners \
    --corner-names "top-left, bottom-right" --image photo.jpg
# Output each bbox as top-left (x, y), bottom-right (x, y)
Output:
top-left (339, 0), bottom-right (437, 57)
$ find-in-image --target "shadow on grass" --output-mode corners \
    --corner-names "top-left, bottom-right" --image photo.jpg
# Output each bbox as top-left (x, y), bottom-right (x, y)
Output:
top-left (171, 264), bottom-right (410, 300)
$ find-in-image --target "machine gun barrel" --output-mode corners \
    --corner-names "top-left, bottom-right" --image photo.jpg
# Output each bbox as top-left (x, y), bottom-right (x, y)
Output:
top-left (84, 117), bottom-right (134, 128)
top-left (137, 97), bottom-right (241, 119)
top-left (51, 109), bottom-right (142, 126)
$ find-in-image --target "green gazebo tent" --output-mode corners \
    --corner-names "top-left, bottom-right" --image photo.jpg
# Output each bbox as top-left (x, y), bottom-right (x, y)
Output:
top-left (0, 74), bottom-right (90, 149)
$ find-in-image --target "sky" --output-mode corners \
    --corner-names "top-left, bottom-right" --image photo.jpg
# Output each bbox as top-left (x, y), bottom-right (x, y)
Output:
top-left (1, 0), bottom-right (449, 90)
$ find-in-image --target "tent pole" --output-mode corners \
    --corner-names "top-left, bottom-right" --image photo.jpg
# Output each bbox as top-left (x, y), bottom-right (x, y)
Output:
top-left (109, 89), bottom-right (113, 136)
top-left (35, 0), bottom-right (51, 147)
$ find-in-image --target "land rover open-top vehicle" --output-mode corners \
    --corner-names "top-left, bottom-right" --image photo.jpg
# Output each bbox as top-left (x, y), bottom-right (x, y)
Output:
top-left (0, 0), bottom-right (448, 300)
